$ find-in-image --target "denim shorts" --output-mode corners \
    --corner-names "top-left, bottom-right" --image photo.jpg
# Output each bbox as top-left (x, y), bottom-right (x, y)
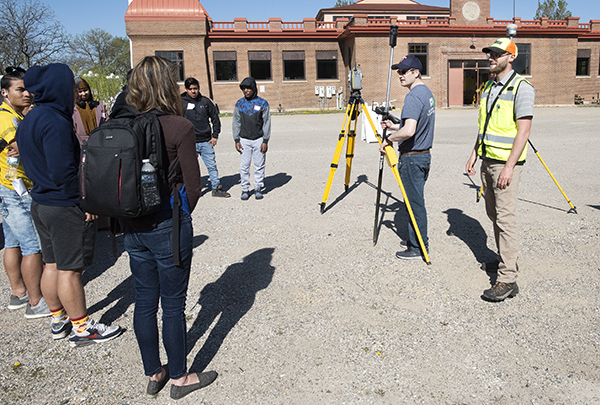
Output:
top-left (0, 184), bottom-right (42, 256)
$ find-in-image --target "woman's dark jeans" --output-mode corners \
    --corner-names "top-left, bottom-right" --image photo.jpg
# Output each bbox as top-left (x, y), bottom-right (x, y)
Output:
top-left (124, 212), bottom-right (193, 379)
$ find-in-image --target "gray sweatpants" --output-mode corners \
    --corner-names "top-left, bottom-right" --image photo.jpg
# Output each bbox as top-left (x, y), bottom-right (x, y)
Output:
top-left (239, 138), bottom-right (266, 191)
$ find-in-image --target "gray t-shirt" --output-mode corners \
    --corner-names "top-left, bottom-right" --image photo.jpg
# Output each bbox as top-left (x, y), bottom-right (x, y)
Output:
top-left (399, 84), bottom-right (436, 151)
top-left (487, 70), bottom-right (535, 119)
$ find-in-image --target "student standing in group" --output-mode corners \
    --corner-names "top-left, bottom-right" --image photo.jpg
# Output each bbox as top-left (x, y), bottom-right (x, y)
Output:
top-left (122, 56), bottom-right (217, 400)
top-left (0, 67), bottom-right (49, 319)
top-left (16, 63), bottom-right (123, 344)
top-left (232, 77), bottom-right (271, 200)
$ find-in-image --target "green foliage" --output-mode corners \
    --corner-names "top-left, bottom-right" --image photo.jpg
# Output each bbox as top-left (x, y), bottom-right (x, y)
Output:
top-left (334, 0), bottom-right (356, 7)
top-left (69, 28), bottom-right (131, 78)
top-left (534, 0), bottom-right (572, 20)
top-left (80, 71), bottom-right (124, 106)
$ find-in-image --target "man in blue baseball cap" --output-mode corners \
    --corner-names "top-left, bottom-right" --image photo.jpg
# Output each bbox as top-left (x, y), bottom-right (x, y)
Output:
top-left (380, 55), bottom-right (436, 261)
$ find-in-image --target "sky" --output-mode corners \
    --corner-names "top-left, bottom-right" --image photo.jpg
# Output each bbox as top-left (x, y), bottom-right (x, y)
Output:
top-left (41, 0), bottom-right (600, 38)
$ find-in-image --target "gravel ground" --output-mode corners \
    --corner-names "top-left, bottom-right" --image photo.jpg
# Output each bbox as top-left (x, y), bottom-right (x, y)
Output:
top-left (0, 107), bottom-right (599, 405)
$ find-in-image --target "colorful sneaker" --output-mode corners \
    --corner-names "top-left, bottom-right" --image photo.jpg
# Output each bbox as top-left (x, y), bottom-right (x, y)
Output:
top-left (51, 318), bottom-right (72, 340)
top-left (8, 293), bottom-right (29, 310)
top-left (69, 319), bottom-right (123, 347)
top-left (241, 191), bottom-right (249, 201)
top-left (483, 282), bottom-right (519, 302)
top-left (24, 297), bottom-right (51, 319)
top-left (255, 186), bottom-right (263, 200)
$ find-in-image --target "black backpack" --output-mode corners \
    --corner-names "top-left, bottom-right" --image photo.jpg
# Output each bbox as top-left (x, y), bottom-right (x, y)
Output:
top-left (79, 107), bottom-right (184, 265)
top-left (79, 109), bottom-right (176, 218)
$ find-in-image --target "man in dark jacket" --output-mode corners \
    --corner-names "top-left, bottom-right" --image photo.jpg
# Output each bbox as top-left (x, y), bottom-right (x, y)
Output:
top-left (232, 77), bottom-right (271, 200)
top-left (181, 77), bottom-right (229, 198)
top-left (16, 63), bottom-right (122, 346)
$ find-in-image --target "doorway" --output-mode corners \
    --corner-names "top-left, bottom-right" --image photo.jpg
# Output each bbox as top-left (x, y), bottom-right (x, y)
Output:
top-left (448, 60), bottom-right (490, 107)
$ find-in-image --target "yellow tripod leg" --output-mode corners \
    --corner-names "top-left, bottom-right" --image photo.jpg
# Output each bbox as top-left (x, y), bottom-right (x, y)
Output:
top-left (344, 116), bottom-right (358, 191)
top-left (320, 103), bottom-right (355, 213)
top-left (362, 103), bottom-right (431, 264)
top-left (477, 184), bottom-right (484, 202)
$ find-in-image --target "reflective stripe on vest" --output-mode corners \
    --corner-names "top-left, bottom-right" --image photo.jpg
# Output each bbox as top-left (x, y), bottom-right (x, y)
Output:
top-left (477, 74), bottom-right (530, 162)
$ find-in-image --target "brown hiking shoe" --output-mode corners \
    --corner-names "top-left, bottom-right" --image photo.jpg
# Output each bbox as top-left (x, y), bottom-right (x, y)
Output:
top-left (483, 282), bottom-right (519, 302)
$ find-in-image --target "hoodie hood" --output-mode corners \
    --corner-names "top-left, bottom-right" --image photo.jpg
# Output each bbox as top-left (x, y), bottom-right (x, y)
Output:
top-left (24, 63), bottom-right (75, 119)
top-left (240, 77), bottom-right (258, 100)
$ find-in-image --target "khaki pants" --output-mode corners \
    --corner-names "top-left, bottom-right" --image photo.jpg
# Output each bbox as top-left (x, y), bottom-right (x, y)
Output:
top-left (481, 160), bottom-right (523, 283)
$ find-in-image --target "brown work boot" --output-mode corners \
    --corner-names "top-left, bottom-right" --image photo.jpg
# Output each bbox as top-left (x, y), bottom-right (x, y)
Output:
top-left (483, 282), bottom-right (519, 302)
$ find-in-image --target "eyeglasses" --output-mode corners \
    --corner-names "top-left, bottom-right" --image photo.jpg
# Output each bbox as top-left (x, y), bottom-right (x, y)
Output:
top-left (486, 52), bottom-right (509, 60)
top-left (397, 69), bottom-right (415, 76)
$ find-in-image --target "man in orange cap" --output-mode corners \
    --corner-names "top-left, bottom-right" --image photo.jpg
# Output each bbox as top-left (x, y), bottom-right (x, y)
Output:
top-left (465, 38), bottom-right (535, 301)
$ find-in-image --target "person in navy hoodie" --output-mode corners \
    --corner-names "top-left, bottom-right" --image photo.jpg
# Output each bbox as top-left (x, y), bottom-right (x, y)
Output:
top-left (16, 63), bottom-right (122, 346)
top-left (232, 77), bottom-right (271, 200)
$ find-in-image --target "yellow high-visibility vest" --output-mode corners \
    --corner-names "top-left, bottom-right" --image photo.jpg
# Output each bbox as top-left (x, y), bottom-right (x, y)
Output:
top-left (477, 73), bottom-right (530, 162)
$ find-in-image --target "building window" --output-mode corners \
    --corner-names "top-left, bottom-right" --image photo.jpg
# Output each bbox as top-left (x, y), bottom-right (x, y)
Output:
top-left (214, 51), bottom-right (237, 81)
top-left (282, 51), bottom-right (305, 81)
top-left (408, 44), bottom-right (428, 76)
top-left (516, 44), bottom-right (531, 76)
top-left (577, 49), bottom-right (591, 76)
top-left (155, 51), bottom-right (184, 81)
top-left (316, 50), bottom-right (338, 80)
top-left (249, 51), bottom-right (272, 81)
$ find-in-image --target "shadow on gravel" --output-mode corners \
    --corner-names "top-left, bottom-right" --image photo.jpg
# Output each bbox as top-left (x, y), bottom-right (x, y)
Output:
top-left (443, 208), bottom-right (497, 264)
top-left (83, 232), bottom-right (134, 324)
top-left (186, 247), bottom-right (276, 372)
top-left (321, 174), bottom-right (369, 214)
top-left (589, 205), bottom-right (600, 211)
top-left (88, 275), bottom-right (135, 325)
top-left (193, 235), bottom-right (208, 248)
top-left (83, 231), bottom-right (126, 286)
top-left (262, 172), bottom-right (292, 194)
top-left (200, 173), bottom-right (240, 196)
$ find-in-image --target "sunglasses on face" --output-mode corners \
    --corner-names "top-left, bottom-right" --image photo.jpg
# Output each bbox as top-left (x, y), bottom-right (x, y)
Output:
top-left (486, 52), bottom-right (509, 60)
top-left (397, 69), bottom-right (415, 76)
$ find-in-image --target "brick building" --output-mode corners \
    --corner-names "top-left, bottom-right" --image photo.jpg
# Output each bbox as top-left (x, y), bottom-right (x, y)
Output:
top-left (125, 0), bottom-right (600, 111)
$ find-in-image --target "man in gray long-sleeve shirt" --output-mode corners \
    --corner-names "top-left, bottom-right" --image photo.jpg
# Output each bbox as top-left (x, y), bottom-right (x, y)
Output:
top-left (232, 77), bottom-right (271, 200)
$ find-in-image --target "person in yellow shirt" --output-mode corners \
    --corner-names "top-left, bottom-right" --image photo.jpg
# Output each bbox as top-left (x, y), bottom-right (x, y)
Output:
top-left (0, 67), bottom-right (49, 318)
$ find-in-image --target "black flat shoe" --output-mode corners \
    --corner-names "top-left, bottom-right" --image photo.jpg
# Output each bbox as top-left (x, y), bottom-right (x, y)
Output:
top-left (146, 365), bottom-right (169, 395)
top-left (170, 371), bottom-right (218, 400)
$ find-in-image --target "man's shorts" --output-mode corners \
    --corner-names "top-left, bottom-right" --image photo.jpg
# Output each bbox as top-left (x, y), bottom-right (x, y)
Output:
top-left (30, 201), bottom-right (96, 270)
top-left (0, 184), bottom-right (42, 256)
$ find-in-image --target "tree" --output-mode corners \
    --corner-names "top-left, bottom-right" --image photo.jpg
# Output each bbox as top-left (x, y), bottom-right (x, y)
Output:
top-left (334, 0), bottom-right (356, 7)
top-left (0, 0), bottom-right (69, 70)
top-left (69, 28), bottom-right (130, 78)
top-left (534, 0), bottom-right (572, 20)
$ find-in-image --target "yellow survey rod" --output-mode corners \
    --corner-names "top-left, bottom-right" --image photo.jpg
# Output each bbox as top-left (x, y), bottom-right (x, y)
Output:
top-left (362, 106), bottom-right (431, 264)
top-left (320, 103), bottom-right (355, 212)
top-left (477, 184), bottom-right (483, 202)
top-left (529, 139), bottom-right (577, 214)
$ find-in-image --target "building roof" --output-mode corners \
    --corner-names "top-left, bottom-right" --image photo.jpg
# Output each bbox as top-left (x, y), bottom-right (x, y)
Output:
top-left (317, 0), bottom-right (449, 19)
top-left (125, 0), bottom-right (210, 21)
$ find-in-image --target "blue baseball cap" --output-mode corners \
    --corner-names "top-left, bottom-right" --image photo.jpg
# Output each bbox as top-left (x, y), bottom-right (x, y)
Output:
top-left (391, 55), bottom-right (423, 71)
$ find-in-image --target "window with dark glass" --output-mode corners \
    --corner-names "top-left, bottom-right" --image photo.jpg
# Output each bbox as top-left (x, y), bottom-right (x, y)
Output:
top-left (408, 44), bottom-right (428, 76)
top-left (249, 51), bottom-right (272, 81)
top-left (515, 44), bottom-right (531, 76)
top-left (213, 51), bottom-right (237, 81)
top-left (283, 51), bottom-right (305, 81)
top-left (316, 50), bottom-right (338, 80)
top-left (577, 49), bottom-right (591, 76)
top-left (155, 51), bottom-right (184, 81)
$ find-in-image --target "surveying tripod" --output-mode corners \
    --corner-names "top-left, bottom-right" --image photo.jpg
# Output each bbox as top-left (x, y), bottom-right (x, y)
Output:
top-left (319, 87), bottom-right (431, 264)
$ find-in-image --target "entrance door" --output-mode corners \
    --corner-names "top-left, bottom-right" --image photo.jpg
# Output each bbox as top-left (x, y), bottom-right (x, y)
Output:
top-left (448, 60), bottom-right (490, 107)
